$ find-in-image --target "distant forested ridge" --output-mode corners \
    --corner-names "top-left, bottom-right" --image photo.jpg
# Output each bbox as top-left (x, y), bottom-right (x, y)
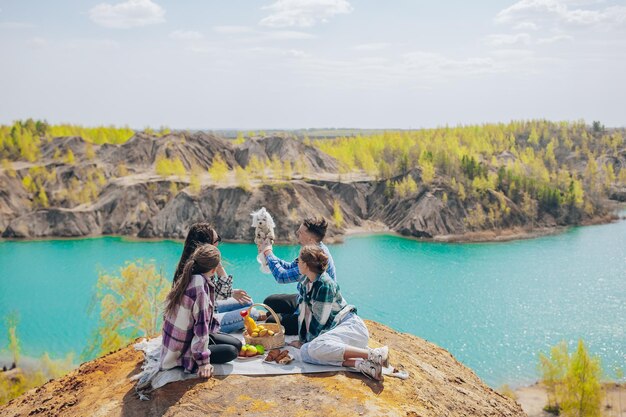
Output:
top-left (0, 119), bottom-right (624, 241)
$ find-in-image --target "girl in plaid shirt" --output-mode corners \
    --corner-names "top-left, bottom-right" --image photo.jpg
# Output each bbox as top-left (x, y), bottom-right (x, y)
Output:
top-left (173, 223), bottom-right (265, 333)
top-left (160, 244), bottom-right (241, 378)
top-left (288, 245), bottom-right (390, 381)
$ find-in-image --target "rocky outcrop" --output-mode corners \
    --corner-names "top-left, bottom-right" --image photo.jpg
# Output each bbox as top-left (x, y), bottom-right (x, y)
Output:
top-left (99, 132), bottom-right (238, 170)
top-left (1, 132), bottom-right (621, 241)
top-left (0, 321), bottom-right (525, 417)
top-left (0, 173), bottom-right (31, 231)
top-left (235, 136), bottom-right (340, 172)
top-left (2, 208), bottom-right (100, 238)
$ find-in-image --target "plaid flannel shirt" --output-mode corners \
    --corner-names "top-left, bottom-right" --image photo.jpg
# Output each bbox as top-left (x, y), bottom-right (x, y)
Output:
top-left (160, 274), bottom-right (220, 373)
top-left (297, 272), bottom-right (356, 343)
top-left (265, 242), bottom-right (336, 303)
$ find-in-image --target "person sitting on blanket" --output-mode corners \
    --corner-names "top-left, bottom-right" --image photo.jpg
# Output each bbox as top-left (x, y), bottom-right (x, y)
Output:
top-left (259, 217), bottom-right (336, 335)
top-left (173, 222), bottom-right (265, 333)
top-left (279, 245), bottom-right (389, 381)
top-left (161, 244), bottom-right (241, 378)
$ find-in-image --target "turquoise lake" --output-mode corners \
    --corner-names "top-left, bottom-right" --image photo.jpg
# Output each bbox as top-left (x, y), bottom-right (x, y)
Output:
top-left (1, 218), bottom-right (625, 388)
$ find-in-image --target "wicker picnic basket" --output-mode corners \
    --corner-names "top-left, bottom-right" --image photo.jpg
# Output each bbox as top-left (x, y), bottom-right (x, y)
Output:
top-left (243, 303), bottom-right (285, 349)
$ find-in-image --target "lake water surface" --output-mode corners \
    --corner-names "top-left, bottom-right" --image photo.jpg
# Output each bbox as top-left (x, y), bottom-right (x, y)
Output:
top-left (1, 218), bottom-right (624, 387)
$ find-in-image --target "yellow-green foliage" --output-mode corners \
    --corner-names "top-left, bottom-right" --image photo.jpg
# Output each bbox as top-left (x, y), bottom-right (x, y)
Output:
top-left (395, 175), bottom-right (418, 198)
top-left (5, 312), bottom-right (20, 365)
top-left (619, 167), bottom-right (626, 184)
top-left (538, 340), bottom-right (603, 416)
top-left (0, 314), bottom-right (74, 405)
top-left (315, 120), bottom-right (623, 217)
top-left (234, 132), bottom-right (246, 145)
top-left (169, 181), bottom-right (178, 197)
top-left (155, 155), bottom-right (187, 177)
top-left (85, 142), bottom-right (95, 160)
top-left (208, 154), bottom-right (229, 183)
top-left (65, 149), bottom-right (75, 165)
top-left (235, 165), bottom-right (251, 191)
top-left (20, 166), bottom-right (57, 208)
top-left (50, 167), bottom-right (107, 206)
top-left (247, 156), bottom-right (267, 180)
top-left (465, 205), bottom-right (486, 230)
top-left (560, 340), bottom-right (603, 417)
top-left (333, 199), bottom-right (344, 227)
top-left (282, 160), bottom-right (293, 180)
top-left (497, 384), bottom-right (517, 401)
top-left (188, 165), bottom-right (203, 194)
top-left (0, 355), bottom-right (73, 406)
top-left (1, 159), bottom-right (17, 177)
top-left (83, 260), bottom-right (169, 360)
top-left (269, 156), bottom-right (282, 179)
top-left (47, 124), bottom-right (134, 145)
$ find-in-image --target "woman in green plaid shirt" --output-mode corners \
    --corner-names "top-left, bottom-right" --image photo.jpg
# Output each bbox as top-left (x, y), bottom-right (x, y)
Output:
top-left (288, 245), bottom-right (390, 381)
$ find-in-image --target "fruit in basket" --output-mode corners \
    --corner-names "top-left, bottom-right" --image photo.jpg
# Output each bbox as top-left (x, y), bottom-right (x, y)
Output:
top-left (259, 328), bottom-right (268, 337)
top-left (267, 330), bottom-right (275, 336)
top-left (251, 331), bottom-right (259, 337)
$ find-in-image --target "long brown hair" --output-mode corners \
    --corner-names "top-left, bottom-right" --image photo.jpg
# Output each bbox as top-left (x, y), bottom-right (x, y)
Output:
top-left (299, 245), bottom-right (329, 275)
top-left (165, 244), bottom-right (221, 316)
top-left (173, 223), bottom-right (220, 284)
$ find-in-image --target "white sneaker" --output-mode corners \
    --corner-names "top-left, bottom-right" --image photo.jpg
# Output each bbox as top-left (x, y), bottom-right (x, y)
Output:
top-left (356, 359), bottom-right (383, 381)
top-left (368, 346), bottom-right (389, 368)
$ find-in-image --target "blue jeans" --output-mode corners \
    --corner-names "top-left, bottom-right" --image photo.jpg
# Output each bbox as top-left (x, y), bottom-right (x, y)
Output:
top-left (215, 298), bottom-right (259, 334)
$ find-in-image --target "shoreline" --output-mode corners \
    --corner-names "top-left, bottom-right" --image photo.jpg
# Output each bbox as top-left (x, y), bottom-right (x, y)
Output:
top-left (1, 211), bottom-right (624, 245)
top-left (514, 382), bottom-right (626, 417)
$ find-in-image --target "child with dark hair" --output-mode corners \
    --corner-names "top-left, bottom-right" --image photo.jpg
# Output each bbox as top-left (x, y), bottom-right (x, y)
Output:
top-left (161, 244), bottom-right (241, 378)
top-left (259, 217), bottom-right (336, 335)
top-left (288, 245), bottom-right (389, 381)
top-left (175, 223), bottom-right (263, 333)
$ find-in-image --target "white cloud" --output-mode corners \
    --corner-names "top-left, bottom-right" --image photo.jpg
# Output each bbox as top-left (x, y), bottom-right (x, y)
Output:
top-left (513, 21), bottom-right (539, 30)
top-left (354, 42), bottom-right (390, 51)
top-left (169, 30), bottom-right (203, 40)
top-left (249, 46), bottom-right (310, 58)
top-left (89, 0), bottom-right (165, 29)
top-left (496, 0), bottom-right (626, 28)
top-left (260, 0), bottom-right (353, 27)
top-left (263, 30), bottom-right (316, 40)
top-left (536, 34), bottom-right (573, 43)
top-left (485, 33), bottom-right (532, 47)
top-left (213, 25), bottom-right (254, 35)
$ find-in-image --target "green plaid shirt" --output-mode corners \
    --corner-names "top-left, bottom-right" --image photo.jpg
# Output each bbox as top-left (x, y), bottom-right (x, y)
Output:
top-left (297, 272), bottom-right (356, 343)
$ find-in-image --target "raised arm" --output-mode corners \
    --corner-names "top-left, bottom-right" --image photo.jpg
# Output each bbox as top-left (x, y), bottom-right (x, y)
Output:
top-left (264, 251), bottom-right (302, 284)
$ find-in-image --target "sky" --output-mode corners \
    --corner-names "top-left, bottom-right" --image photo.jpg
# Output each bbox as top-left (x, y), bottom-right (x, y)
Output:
top-left (0, 0), bottom-right (625, 129)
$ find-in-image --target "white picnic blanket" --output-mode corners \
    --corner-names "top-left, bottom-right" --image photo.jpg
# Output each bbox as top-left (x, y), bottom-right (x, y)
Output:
top-left (131, 332), bottom-right (407, 400)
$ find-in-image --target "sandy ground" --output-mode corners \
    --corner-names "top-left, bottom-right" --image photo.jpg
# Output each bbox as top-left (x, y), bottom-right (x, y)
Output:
top-left (515, 383), bottom-right (626, 417)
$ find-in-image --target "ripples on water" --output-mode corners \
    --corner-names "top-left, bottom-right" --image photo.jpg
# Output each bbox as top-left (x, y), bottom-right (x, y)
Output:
top-left (0, 218), bottom-right (624, 388)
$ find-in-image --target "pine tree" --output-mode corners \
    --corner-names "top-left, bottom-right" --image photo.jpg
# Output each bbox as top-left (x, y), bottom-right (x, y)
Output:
top-left (332, 199), bottom-right (344, 227)
top-left (235, 166), bottom-right (251, 191)
top-left (560, 340), bottom-right (603, 417)
top-left (208, 154), bottom-right (229, 183)
top-left (83, 261), bottom-right (169, 360)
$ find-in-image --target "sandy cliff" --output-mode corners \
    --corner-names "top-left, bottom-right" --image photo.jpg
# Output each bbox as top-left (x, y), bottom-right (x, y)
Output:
top-left (0, 321), bottom-right (524, 417)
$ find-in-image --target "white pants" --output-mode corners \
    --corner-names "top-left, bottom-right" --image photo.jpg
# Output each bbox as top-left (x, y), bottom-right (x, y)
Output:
top-left (300, 313), bottom-right (369, 367)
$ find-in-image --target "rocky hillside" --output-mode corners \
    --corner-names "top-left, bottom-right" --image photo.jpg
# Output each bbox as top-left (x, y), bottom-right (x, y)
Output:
top-left (1, 128), bottom-right (625, 241)
top-left (0, 321), bottom-right (525, 417)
